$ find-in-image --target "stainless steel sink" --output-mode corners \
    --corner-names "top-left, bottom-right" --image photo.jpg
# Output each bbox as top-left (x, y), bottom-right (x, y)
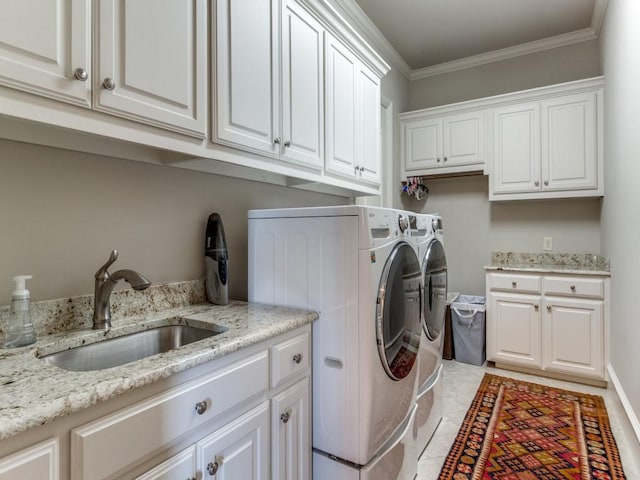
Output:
top-left (40, 325), bottom-right (226, 371)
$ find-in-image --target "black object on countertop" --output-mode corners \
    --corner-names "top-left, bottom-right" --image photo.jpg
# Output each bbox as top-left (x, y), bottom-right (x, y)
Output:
top-left (205, 213), bottom-right (229, 305)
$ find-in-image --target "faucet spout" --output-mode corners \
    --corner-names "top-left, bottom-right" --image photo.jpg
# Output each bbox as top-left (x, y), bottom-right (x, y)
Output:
top-left (92, 250), bottom-right (151, 330)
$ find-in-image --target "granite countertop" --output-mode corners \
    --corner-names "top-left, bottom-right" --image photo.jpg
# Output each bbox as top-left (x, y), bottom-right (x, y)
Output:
top-left (0, 300), bottom-right (318, 441)
top-left (484, 252), bottom-right (611, 276)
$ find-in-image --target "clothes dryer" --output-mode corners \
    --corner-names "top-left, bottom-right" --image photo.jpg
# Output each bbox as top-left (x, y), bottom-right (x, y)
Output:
top-left (411, 213), bottom-right (447, 457)
top-left (248, 206), bottom-right (421, 480)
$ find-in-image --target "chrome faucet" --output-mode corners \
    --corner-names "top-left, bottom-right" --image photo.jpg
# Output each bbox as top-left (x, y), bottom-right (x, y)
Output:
top-left (92, 250), bottom-right (151, 330)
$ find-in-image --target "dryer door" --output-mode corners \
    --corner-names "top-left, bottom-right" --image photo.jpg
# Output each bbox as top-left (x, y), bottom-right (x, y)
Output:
top-left (376, 242), bottom-right (422, 380)
top-left (422, 239), bottom-right (447, 341)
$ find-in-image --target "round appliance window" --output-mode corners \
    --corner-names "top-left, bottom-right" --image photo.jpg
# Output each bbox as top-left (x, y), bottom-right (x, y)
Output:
top-left (422, 239), bottom-right (447, 341)
top-left (376, 242), bottom-right (422, 381)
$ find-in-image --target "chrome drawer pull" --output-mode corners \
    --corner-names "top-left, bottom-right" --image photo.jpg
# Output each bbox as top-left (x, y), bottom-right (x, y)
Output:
top-left (570, 285), bottom-right (576, 292)
top-left (207, 461), bottom-right (219, 475)
top-left (512, 281), bottom-right (517, 288)
top-left (293, 353), bottom-right (302, 364)
top-left (195, 401), bottom-right (207, 415)
top-left (281, 411), bottom-right (291, 423)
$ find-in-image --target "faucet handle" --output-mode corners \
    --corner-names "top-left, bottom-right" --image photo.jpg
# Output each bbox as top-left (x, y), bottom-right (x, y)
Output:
top-left (95, 250), bottom-right (118, 279)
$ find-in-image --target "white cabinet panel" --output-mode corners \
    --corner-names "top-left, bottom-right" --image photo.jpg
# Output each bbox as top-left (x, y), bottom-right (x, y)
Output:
top-left (542, 92), bottom-right (597, 191)
top-left (214, 0), bottom-right (278, 154)
top-left (325, 34), bottom-right (358, 177)
top-left (197, 402), bottom-right (270, 480)
top-left (543, 297), bottom-right (603, 378)
top-left (135, 446), bottom-right (196, 480)
top-left (0, 0), bottom-right (90, 106)
top-left (443, 111), bottom-right (485, 167)
top-left (281, 0), bottom-right (324, 169)
top-left (491, 103), bottom-right (541, 194)
top-left (488, 292), bottom-right (541, 368)
top-left (95, 0), bottom-right (206, 137)
top-left (358, 65), bottom-right (381, 184)
top-left (402, 118), bottom-right (441, 171)
top-left (272, 378), bottom-right (311, 480)
top-left (0, 438), bottom-right (59, 480)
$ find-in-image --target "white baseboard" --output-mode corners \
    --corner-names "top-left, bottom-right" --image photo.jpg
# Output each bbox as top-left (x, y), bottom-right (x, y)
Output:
top-left (607, 364), bottom-right (640, 444)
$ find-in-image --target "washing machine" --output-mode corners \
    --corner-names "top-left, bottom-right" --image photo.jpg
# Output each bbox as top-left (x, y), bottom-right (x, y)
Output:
top-left (248, 206), bottom-right (421, 480)
top-left (410, 213), bottom-right (447, 458)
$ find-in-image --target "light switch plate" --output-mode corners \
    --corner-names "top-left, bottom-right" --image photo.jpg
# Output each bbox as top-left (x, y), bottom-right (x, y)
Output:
top-left (543, 237), bottom-right (553, 251)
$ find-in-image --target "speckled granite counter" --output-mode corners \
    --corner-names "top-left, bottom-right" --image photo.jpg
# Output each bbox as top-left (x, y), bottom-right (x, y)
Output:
top-left (484, 252), bottom-right (611, 276)
top-left (0, 294), bottom-right (317, 441)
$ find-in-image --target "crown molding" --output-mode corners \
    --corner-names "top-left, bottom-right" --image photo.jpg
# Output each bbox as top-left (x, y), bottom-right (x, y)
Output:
top-left (591, 0), bottom-right (609, 35)
top-left (331, 0), bottom-right (412, 79)
top-left (410, 28), bottom-right (597, 81)
top-left (330, 0), bottom-right (608, 82)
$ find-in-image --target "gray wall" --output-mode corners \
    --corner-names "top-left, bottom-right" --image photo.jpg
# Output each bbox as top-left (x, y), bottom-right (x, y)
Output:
top-left (599, 0), bottom-right (640, 436)
top-left (399, 42), bottom-right (604, 296)
top-left (0, 139), bottom-right (346, 302)
top-left (409, 40), bottom-right (602, 110)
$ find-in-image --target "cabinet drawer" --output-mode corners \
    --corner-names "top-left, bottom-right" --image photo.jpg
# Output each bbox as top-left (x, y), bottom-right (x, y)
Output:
top-left (135, 446), bottom-right (196, 480)
top-left (71, 351), bottom-right (269, 480)
top-left (271, 331), bottom-right (310, 389)
top-left (0, 438), bottom-right (59, 480)
top-left (543, 276), bottom-right (604, 299)
top-left (488, 273), bottom-right (541, 293)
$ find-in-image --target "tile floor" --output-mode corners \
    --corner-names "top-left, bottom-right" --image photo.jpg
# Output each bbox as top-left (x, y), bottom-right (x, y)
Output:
top-left (416, 360), bottom-right (640, 479)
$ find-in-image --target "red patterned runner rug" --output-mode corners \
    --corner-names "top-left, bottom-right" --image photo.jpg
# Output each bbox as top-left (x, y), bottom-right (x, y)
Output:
top-left (438, 373), bottom-right (626, 479)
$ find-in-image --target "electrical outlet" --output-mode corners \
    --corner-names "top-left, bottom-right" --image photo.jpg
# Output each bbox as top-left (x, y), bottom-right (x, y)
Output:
top-left (543, 237), bottom-right (553, 251)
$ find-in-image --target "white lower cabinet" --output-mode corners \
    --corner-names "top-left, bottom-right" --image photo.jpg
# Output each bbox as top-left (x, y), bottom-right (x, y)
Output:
top-left (135, 446), bottom-right (197, 480)
top-left (0, 438), bottom-right (59, 480)
top-left (198, 402), bottom-right (270, 480)
top-left (0, 325), bottom-right (310, 480)
top-left (487, 271), bottom-right (608, 383)
top-left (272, 378), bottom-right (311, 480)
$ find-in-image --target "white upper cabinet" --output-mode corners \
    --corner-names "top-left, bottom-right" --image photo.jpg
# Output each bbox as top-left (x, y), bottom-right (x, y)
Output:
top-left (214, 0), bottom-right (324, 170)
top-left (325, 33), bottom-right (381, 185)
top-left (401, 109), bottom-right (486, 177)
top-left (214, 0), bottom-right (278, 156)
top-left (489, 85), bottom-right (603, 201)
top-left (0, 0), bottom-right (91, 107)
top-left (95, 0), bottom-right (206, 137)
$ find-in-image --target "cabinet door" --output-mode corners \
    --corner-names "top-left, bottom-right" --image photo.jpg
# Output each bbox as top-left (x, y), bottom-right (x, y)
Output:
top-left (543, 297), bottom-right (603, 378)
top-left (135, 446), bottom-right (196, 480)
top-left (491, 103), bottom-right (541, 194)
top-left (541, 92), bottom-right (598, 192)
top-left (0, 0), bottom-right (90, 107)
top-left (487, 292), bottom-right (541, 368)
top-left (272, 378), bottom-right (311, 480)
top-left (280, 0), bottom-right (324, 170)
top-left (95, 0), bottom-right (205, 137)
top-left (214, 0), bottom-right (278, 155)
top-left (443, 111), bottom-right (485, 168)
top-left (197, 402), bottom-right (270, 480)
top-left (401, 118), bottom-right (442, 172)
top-left (325, 33), bottom-right (358, 178)
top-left (0, 438), bottom-right (58, 480)
top-left (357, 64), bottom-right (381, 185)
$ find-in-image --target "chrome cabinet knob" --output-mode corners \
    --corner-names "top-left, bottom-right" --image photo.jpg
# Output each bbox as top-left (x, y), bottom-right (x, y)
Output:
top-left (547, 305), bottom-right (552, 312)
top-left (284, 140), bottom-right (291, 147)
top-left (273, 137), bottom-right (281, 145)
top-left (74, 68), bottom-right (88, 81)
top-left (207, 461), bottom-right (219, 475)
top-left (354, 165), bottom-right (360, 174)
top-left (102, 78), bottom-right (116, 90)
top-left (436, 158), bottom-right (441, 163)
top-left (544, 180), bottom-right (549, 186)
top-left (443, 156), bottom-right (447, 162)
top-left (195, 401), bottom-right (207, 415)
top-left (512, 281), bottom-right (517, 288)
top-left (281, 411), bottom-right (291, 423)
top-left (534, 305), bottom-right (539, 311)
top-left (570, 285), bottom-right (576, 291)
top-left (293, 353), bottom-right (302, 364)
top-left (535, 180), bottom-right (540, 187)
top-left (359, 166), bottom-right (364, 173)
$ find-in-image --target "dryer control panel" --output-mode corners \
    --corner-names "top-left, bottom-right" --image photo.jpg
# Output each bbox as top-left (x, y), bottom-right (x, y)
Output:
top-left (365, 209), bottom-right (412, 245)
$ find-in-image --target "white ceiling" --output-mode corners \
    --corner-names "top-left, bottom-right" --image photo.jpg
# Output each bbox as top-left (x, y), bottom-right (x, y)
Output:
top-left (349, 0), bottom-right (605, 77)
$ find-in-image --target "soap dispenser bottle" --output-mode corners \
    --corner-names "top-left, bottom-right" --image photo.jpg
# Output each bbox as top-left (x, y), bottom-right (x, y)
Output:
top-left (3, 275), bottom-right (36, 348)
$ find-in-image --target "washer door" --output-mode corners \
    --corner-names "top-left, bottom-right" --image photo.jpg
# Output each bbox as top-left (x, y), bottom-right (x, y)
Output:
top-left (422, 239), bottom-right (447, 341)
top-left (376, 242), bottom-right (422, 380)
